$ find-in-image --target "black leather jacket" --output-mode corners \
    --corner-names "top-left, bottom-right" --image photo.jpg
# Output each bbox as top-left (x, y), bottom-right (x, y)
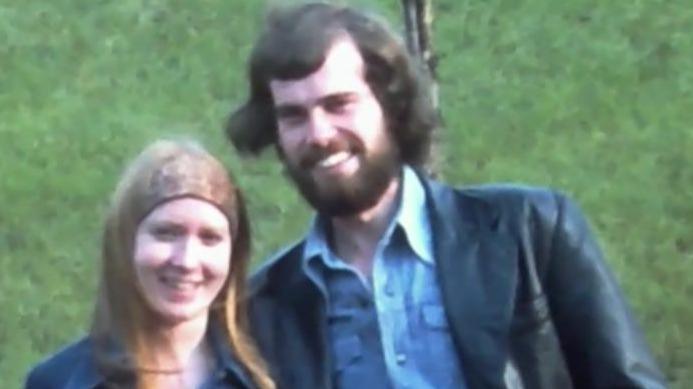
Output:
top-left (248, 176), bottom-right (667, 388)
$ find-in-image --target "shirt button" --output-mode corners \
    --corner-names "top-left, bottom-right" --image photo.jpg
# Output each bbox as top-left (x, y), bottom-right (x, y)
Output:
top-left (384, 278), bottom-right (395, 296)
top-left (396, 353), bottom-right (407, 365)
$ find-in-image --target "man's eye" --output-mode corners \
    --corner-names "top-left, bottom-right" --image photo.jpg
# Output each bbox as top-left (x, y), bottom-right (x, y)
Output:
top-left (324, 98), bottom-right (351, 113)
top-left (276, 107), bottom-right (306, 124)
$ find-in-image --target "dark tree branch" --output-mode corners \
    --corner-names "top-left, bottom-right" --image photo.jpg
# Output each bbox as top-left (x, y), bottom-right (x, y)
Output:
top-left (401, 0), bottom-right (441, 175)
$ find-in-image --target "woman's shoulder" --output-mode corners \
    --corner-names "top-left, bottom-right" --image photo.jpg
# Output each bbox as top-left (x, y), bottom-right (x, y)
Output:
top-left (25, 336), bottom-right (98, 389)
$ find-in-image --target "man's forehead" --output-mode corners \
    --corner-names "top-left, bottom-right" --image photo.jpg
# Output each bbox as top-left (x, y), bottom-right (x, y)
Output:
top-left (322, 36), bottom-right (365, 70)
top-left (269, 37), bottom-right (367, 103)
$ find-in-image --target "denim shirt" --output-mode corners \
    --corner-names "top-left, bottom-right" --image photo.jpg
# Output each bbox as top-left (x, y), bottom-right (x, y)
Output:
top-left (302, 166), bottom-right (466, 389)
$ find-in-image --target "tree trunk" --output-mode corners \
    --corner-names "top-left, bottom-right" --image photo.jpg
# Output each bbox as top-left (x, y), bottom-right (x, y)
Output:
top-left (401, 0), bottom-right (441, 176)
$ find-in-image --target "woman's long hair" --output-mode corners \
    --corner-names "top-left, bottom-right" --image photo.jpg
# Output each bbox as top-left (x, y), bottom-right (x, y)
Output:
top-left (90, 139), bottom-right (273, 389)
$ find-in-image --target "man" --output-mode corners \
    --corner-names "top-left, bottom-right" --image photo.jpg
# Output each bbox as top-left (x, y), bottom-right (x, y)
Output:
top-left (226, 2), bottom-right (666, 388)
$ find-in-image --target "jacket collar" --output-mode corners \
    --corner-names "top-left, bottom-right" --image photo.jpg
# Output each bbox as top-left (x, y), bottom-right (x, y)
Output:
top-left (258, 245), bottom-right (331, 388)
top-left (65, 347), bottom-right (101, 389)
top-left (207, 320), bottom-right (256, 388)
top-left (422, 174), bottom-right (518, 389)
top-left (65, 323), bottom-right (254, 389)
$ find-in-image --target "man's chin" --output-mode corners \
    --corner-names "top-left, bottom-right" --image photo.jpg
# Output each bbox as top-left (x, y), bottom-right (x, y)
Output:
top-left (287, 151), bottom-right (400, 217)
top-left (306, 183), bottom-right (384, 217)
top-left (311, 197), bottom-right (369, 218)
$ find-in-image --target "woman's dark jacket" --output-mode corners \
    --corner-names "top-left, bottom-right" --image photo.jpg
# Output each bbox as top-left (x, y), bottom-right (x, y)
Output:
top-left (24, 325), bottom-right (255, 389)
top-left (247, 176), bottom-right (667, 388)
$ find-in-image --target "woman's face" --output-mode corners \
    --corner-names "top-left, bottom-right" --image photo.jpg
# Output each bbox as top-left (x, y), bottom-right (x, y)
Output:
top-left (133, 197), bottom-right (232, 325)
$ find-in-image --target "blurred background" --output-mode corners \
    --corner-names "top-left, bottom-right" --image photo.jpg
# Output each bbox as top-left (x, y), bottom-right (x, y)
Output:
top-left (1, 0), bottom-right (691, 387)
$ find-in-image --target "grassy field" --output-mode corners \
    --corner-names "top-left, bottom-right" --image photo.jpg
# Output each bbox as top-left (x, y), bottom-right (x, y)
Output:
top-left (1, 0), bottom-right (691, 387)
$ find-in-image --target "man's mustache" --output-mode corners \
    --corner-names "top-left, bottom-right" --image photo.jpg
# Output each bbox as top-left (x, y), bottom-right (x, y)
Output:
top-left (298, 138), bottom-right (364, 169)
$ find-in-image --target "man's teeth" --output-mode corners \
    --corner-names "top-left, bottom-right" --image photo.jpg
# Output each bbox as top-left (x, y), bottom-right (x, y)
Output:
top-left (318, 151), bottom-right (351, 168)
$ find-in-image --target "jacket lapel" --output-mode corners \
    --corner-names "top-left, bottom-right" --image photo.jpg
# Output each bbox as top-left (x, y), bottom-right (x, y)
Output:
top-left (279, 247), bottom-right (331, 389)
top-left (424, 178), bottom-right (518, 389)
top-left (208, 320), bottom-right (255, 388)
top-left (65, 351), bottom-right (102, 389)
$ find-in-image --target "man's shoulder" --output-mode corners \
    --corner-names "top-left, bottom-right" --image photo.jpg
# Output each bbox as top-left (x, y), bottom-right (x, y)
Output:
top-left (25, 336), bottom-right (94, 388)
top-left (457, 182), bottom-right (556, 201)
top-left (430, 179), bottom-right (564, 216)
top-left (421, 177), bottom-right (584, 240)
top-left (248, 239), bottom-right (306, 297)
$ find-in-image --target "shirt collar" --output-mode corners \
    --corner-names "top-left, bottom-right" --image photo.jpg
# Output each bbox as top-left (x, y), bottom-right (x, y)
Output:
top-left (302, 165), bottom-right (433, 266)
top-left (392, 166), bottom-right (434, 264)
top-left (303, 215), bottom-right (330, 264)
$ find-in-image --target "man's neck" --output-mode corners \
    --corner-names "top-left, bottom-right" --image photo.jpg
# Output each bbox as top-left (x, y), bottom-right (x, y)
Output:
top-left (329, 174), bottom-right (401, 278)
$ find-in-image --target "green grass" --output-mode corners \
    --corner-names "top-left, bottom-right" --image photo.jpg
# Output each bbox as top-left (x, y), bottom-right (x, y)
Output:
top-left (1, 0), bottom-right (690, 387)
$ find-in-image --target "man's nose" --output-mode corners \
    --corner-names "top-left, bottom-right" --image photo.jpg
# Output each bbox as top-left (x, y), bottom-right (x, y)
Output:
top-left (305, 109), bottom-right (336, 146)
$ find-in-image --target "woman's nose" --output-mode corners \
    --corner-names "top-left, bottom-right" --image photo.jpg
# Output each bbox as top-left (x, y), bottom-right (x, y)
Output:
top-left (170, 237), bottom-right (200, 269)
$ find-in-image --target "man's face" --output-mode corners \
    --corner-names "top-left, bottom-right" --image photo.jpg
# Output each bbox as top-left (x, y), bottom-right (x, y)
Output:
top-left (270, 37), bottom-right (400, 216)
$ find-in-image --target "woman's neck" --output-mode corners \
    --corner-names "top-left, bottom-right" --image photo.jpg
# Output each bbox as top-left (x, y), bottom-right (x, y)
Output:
top-left (148, 313), bottom-right (208, 363)
top-left (139, 313), bottom-right (214, 387)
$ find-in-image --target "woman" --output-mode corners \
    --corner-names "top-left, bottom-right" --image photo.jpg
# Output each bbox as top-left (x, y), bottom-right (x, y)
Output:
top-left (25, 139), bottom-right (274, 388)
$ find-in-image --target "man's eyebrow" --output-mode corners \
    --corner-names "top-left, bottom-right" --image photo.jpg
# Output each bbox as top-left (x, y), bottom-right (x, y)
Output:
top-left (319, 91), bottom-right (358, 102)
top-left (274, 103), bottom-right (304, 112)
top-left (274, 92), bottom-right (359, 112)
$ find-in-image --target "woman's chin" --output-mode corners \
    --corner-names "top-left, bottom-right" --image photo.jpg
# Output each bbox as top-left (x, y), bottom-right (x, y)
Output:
top-left (147, 302), bottom-right (208, 326)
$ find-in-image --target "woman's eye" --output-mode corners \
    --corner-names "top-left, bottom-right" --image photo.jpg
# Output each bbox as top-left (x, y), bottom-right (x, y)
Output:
top-left (199, 231), bottom-right (223, 245)
top-left (151, 226), bottom-right (179, 240)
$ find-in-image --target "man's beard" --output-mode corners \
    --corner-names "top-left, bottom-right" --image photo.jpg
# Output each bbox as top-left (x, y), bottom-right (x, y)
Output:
top-left (281, 136), bottom-right (400, 217)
